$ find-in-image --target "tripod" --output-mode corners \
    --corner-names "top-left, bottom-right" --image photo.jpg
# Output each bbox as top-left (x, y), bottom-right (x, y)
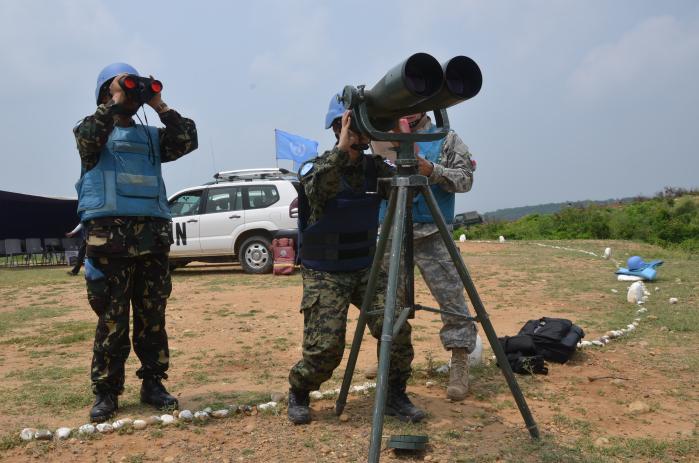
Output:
top-left (333, 107), bottom-right (540, 463)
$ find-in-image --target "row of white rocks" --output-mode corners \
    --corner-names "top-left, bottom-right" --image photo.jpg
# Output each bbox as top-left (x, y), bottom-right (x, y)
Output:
top-left (18, 384), bottom-right (380, 443)
top-left (18, 403), bottom-right (276, 443)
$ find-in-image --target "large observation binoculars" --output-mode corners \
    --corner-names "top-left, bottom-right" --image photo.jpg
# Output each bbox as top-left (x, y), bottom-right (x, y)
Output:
top-left (341, 53), bottom-right (481, 136)
top-left (118, 75), bottom-right (163, 105)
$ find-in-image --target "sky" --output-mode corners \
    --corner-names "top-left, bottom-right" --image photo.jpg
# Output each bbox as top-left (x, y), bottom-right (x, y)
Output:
top-left (1, 0), bottom-right (698, 214)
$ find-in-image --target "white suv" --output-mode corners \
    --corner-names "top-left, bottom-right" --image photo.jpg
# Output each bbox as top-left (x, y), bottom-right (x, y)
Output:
top-left (167, 168), bottom-right (299, 273)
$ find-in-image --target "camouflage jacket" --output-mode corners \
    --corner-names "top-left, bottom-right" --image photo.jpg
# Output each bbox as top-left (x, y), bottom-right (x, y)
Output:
top-left (414, 122), bottom-right (475, 239)
top-left (74, 103), bottom-right (198, 257)
top-left (302, 147), bottom-right (394, 226)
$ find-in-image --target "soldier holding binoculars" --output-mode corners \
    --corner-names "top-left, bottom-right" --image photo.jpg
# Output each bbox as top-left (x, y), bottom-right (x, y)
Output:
top-left (73, 62), bottom-right (198, 422)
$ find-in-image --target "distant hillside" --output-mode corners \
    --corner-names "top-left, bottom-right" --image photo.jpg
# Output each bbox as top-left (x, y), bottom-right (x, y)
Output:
top-left (461, 188), bottom-right (699, 252)
top-left (483, 198), bottom-right (636, 222)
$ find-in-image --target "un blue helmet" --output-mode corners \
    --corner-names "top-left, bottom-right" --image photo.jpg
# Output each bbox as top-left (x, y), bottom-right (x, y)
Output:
top-left (95, 62), bottom-right (139, 104)
top-left (324, 92), bottom-right (345, 129)
top-left (627, 255), bottom-right (645, 270)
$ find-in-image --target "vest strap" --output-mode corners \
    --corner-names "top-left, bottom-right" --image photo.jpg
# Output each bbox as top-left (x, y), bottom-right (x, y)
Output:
top-left (302, 229), bottom-right (377, 246)
top-left (302, 245), bottom-right (376, 261)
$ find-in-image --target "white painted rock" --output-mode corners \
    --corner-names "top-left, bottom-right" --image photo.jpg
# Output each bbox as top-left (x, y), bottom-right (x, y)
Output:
top-left (96, 423), bottom-right (113, 434)
top-left (78, 424), bottom-right (96, 435)
top-left (160, 414), bottom-right (175, 425)
top-left (35, 429), bottom-right (52, 440)
top-left (603, 247), bottom-right (611, 259)
top-left (112, 420), bottom-right (127, 431)
top-left (194, 411), bottom-right (209, 422)
top-left (592, 340), bottom-right (604, 346)
top-left (257, 402), bottom-right (277, 412)
top-left (426, 381), bottom-right (436, 387)
top-left (627, 281), bottom-right (645, 304)
top-left (20, 428), bottom-right (36, 441)
top-left (202, 407), bottom-right (213, 414)
top-left (309, 391), bottom-right (323, 400)
top-left (594, 436), bottom-right (610, 447)
top-left (669, 297), bottom-right (678, 304)
top-left (459, 234), bottom-right (466, 243)
top-left (55, 427), bottom-right (72, 440)
top-left (611, 289), bottom-right (618, 293)
top-left (469, 334), bottom-right (484, 366)
top-left (498, 235), bottom-right (506, 243)
top-left (132, 420), bottom-right (147, 430)
top-left (435, 363), bottom-right (450, 374)
top-left (178, 410), bottom-right (193, 421)
top-left (211, 409), bottom-right (229, 418)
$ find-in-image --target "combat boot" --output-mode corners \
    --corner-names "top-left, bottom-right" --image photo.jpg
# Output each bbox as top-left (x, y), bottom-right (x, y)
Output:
top-left (90, 391), bottom-right (118, 423)
top-left (140, 377), bottom-right (178, 409)
top-left (447, 348), bottom-right (470, 401)
top-left (287, 388), bottom-right (311, 425)
top-left (385, 384), bottom-right (426, 423)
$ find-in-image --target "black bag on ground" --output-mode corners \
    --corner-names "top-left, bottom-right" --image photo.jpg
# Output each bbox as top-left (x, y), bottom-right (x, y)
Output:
top-left (497, 335), bottom-right (548, 375)
top-left (518, 317), bottom-right (585, 363)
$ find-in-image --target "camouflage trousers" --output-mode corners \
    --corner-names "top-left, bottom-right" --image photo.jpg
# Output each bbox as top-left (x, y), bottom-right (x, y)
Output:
top-left (384, 232), bottom-right (478, 352)
top-left (288, 266), bottom-right (414, 392)
top-left (85, 253), bottom-right (172, 395)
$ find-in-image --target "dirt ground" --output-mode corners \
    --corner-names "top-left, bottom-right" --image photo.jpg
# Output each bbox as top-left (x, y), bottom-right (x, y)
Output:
top-left (0, 240), bottom-right (697, 462)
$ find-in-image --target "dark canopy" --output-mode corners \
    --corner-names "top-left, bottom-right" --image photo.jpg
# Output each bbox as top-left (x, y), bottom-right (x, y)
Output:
top-left (0, 190), bottom-right (78, 240)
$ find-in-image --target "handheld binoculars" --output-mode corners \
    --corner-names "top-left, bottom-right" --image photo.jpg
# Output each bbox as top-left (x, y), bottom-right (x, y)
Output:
top-left (118, 75), bottom-right (163, 105)
top-left (341, 53), bottom-right (481, 136)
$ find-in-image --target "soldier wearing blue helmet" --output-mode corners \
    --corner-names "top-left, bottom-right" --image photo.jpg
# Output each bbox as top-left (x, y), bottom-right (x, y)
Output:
top-left (74, 62), bottom-right (198, 422)
top-left (286, 94), bottom-right (431, 425)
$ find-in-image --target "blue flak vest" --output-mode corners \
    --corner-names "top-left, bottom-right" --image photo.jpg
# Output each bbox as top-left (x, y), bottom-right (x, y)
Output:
top-left (75, 124), bottom-right (171, 222)
top-left (378, 127), bottom-right (456, 224)
top-left (299, 156), bottom-right (381, 272)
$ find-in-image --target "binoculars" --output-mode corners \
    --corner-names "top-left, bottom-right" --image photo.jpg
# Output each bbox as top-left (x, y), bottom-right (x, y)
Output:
top-left (118, 75), bottom-right (163, 105)
top-left (341, 53), bottom-right (482, 134)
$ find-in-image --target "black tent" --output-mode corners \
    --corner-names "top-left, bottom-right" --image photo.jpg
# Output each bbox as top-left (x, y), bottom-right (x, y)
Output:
top-left (0, 190), bottom-right (78, 240)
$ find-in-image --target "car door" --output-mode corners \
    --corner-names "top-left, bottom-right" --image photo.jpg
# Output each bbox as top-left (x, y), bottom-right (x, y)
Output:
top-left (198, 186), bottom-right (245, 253)
top-left (168, 190), bottom-right (203, 256)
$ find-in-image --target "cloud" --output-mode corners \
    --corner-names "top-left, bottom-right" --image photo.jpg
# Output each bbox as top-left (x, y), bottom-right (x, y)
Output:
top-left (248, 3), bottom-right (336, 89)
top-left (0, 0), bottom-right (157, 94)
top-left (567, 15), bottom-right (699, 102)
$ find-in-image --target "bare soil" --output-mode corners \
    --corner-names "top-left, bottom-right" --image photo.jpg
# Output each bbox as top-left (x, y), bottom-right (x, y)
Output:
top-left (1, 240), bottom-right (697, 462)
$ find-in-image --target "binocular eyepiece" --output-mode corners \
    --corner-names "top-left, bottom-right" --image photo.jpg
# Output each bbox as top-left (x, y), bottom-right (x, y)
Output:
top-left (342, 53), bottom-right (481, 134)
top-left (118, 75), bottom-right (163, 105)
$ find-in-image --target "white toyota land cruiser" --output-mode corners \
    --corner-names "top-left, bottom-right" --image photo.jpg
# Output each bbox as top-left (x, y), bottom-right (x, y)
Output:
top-left (167, 168), bottom-right (299, 273)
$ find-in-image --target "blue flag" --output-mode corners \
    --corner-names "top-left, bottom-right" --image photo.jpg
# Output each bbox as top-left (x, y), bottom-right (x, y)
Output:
top-left (275, 129), bottom-right (318, 171)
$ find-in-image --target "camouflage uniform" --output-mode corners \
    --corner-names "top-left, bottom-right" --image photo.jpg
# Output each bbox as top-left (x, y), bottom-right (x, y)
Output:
top-left (74, 102), bottom-right (197, 394)
top-left (288, 148), bottom-right (415, 391)
top-left (380, 122), bottom-right (478, 352)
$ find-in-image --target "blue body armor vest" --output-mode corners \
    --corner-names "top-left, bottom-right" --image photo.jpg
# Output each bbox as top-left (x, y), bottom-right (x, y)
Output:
top-left (379, 127), bottom-right (455, 224)
top-left (75, 124), bottom-right (171, 222)
top-left (299, 156), bottom-right (380, 272)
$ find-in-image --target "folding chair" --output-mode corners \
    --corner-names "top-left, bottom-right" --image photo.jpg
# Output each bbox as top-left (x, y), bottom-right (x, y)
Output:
top-left (4, 239), bottom-right (23, 267)
top-left (25, 238), bottom-right (44, 266)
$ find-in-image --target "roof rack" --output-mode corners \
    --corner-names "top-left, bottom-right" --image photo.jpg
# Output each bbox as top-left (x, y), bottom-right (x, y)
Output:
top-left (212, 168), bottom-right (294, 183)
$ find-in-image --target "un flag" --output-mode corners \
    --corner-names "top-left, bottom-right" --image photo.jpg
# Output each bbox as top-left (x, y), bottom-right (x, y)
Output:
top-left (275, 129), bottom-right (318, 171)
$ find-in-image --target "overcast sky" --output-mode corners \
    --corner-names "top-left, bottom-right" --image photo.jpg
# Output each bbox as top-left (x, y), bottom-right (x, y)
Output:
top-left (1, 0), bottom-right (698, 213)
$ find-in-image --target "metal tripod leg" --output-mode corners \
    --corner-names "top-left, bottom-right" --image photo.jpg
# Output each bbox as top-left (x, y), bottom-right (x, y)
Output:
top-left (368, 185), bottom-right (409, 463)
top-left (335, 188), bottom-right (398, 416)
top-left (419, 185), bottom-right (540, 439)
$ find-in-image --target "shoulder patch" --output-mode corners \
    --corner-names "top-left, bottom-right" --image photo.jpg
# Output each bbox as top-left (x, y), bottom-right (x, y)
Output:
top-left (298, 161), bottom-right (314, 178)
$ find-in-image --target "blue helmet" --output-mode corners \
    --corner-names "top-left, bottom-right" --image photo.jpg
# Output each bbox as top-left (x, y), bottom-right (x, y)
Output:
top-left (324, 92), bottom-right (345, 129)
top-left (627, 255), bottom-right (645, 270)
top-left (95, 62), bottom-right (139, 104)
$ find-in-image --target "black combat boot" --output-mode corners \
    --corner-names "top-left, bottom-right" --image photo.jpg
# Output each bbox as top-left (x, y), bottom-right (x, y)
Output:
top-left (90, 391), bottom-right (118, 423)
top-left (140, 377), bottom-right (178, 409)
top-left (287, 388), bottom-right (311, 425)
top-left (385, 383), bottom-right (426, 423)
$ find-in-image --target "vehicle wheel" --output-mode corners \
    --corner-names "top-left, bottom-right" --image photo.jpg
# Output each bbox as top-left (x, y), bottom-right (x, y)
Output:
top-left (239, 236), bottom-right (273, 274)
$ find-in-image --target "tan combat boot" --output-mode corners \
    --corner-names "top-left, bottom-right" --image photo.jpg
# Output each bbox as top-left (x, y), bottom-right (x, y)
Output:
top-left (446, 348), bottom-right (469, 401)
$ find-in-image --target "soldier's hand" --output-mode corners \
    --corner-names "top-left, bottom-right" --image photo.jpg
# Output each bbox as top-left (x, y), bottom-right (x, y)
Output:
top-left (108, 73), bottom-right (128, 105)
top-left (417, 156), bottom-right (434, 177)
